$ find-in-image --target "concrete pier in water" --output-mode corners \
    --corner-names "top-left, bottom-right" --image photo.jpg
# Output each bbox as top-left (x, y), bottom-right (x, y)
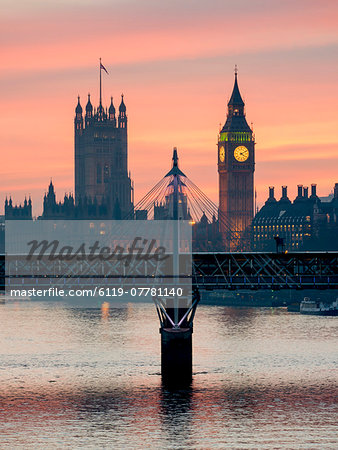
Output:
top-left (161, 327), bottom-right (193, 384)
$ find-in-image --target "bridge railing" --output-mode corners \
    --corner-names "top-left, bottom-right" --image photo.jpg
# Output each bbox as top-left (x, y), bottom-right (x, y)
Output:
top-left (1, 252), bottom-right (338, 291)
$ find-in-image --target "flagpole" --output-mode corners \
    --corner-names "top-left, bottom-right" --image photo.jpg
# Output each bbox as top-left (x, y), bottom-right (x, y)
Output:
top-left (99, 57), bottom-right (102, 106)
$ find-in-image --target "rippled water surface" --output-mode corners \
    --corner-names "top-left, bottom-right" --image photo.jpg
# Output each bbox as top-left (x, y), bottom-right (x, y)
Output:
top-left (0, 301), bottom-right (337, 449)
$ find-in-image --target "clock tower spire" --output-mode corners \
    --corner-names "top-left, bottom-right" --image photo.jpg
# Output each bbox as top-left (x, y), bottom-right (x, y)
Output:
top-left (218, 69), bottom-right (255, 250)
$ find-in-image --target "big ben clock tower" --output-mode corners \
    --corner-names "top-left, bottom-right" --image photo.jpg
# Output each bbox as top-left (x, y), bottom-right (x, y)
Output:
top-left (218, 69), bottom-right (255, 250)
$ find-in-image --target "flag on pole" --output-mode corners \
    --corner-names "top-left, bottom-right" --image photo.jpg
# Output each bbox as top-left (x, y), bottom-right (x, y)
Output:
top-left (100, 62), bottom-right (109, 74)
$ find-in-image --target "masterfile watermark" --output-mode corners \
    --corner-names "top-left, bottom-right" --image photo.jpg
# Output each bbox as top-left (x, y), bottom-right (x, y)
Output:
top-left (9, 287), bottom-right (185, 298)
top-left (26, 237), bottom-right (169, 265)
top-left (5, 220), bottom-right (192, 303)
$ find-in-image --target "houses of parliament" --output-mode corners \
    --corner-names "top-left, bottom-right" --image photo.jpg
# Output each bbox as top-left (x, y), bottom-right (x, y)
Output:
top-left (3, 68), bottom-right (338, 251)
top-left (6, 87), bottom-right (134, 221)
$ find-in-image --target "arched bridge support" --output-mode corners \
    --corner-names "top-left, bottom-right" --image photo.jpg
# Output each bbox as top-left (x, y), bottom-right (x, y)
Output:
top-left (156, 287), bottom-right (200, 385)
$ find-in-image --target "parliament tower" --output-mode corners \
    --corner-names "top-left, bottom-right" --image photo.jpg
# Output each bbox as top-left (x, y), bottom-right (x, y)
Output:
top-left (74, 64), bottom-right (133, 219)
top-left (218, 70), bottom-right (255, 250)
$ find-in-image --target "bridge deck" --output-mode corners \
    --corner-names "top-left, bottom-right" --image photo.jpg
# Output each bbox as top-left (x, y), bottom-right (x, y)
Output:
top-left (1, 252), bottom-right (338, 291)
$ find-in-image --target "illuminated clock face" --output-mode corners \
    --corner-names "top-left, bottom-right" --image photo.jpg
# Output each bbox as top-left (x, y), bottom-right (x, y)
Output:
top-left (219, 145), bottom-right (225, 162)
top-left (234, 145), bottom-right (249, 162)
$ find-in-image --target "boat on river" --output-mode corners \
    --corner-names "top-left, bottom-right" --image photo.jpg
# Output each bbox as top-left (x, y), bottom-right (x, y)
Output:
top-left (300, 297), bottom-right (338, 316)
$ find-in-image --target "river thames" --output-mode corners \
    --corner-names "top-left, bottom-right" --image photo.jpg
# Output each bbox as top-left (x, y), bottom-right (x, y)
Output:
top-left (0, 300), bottom-right (337, 449)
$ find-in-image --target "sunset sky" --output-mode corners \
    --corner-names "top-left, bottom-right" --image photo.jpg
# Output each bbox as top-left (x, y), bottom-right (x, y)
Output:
top-left (1, 0), bottom-right (338, 216)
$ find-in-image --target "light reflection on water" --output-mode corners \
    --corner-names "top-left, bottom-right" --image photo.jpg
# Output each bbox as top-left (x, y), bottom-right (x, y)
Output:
top-left (0, 301), bottom-right (337, 449)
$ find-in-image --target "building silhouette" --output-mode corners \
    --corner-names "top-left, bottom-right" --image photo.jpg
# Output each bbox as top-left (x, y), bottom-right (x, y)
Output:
top-left (74, 91), bottom-right (133, 219)
top-left (217, 69), bottom-right (255, 250)
top-left (252, 183), bottom-right (338, 251)
top-left (42, 66), bottom-right (133, 221)
top-left (41, 180), bottom-right (119, 219)
top-left (4, 196), bottom-right (32, 220)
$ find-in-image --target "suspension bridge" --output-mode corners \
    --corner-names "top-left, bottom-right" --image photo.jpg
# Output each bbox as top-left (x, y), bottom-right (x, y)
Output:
top-left (1, 149), bottom-right (337, 384)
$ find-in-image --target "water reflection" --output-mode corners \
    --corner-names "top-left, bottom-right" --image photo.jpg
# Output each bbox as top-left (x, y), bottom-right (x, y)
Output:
top-left (1, 381), bottom-right (337, 448)
top-left (218, 305), bottom-right (257, 332)
top-left (0, 302), bottom-right (337, 448)
top-left (101, 301), bottom-right (110, 321)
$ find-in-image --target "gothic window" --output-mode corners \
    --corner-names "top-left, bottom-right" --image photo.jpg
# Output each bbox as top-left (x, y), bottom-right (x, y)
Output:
top-left (104, 163), bottom-right (109, 183)
top-left (97, 164), bottom-right (102, 184)
top-left (115, 154), bottom-right (122, 168)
